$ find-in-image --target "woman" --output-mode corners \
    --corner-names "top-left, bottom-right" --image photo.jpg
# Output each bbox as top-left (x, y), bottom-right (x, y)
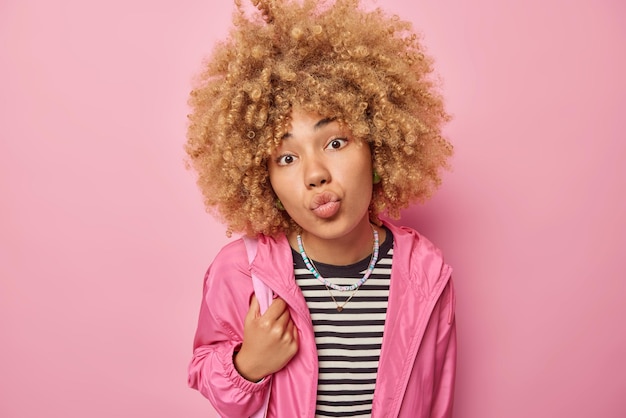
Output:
top-left (186, 1), bottom-right (456, 416)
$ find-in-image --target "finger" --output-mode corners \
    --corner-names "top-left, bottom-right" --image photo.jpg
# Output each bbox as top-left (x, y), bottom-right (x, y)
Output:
top-left (285, 320), bottom-right (298, 351)
top-left (263, 297), bottom-right (287, 320)
top-left (291, 321), bottom-right (299, 345)
top-left (246, 294), bottom-right (260, 322)
top-left (274, 305), bottom-right (291, 329)
top-left (286, 319), bottom-right (295, 339)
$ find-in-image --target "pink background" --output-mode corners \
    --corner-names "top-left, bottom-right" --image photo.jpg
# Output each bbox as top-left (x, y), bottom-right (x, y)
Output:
top-left (1, 0), bottom-right (625, 417)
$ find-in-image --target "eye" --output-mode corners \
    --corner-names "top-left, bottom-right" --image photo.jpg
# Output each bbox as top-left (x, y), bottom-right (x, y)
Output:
top-left (326, 138), bottom-right (348, 150)
top-left (276, 153), bottom-right (297, 166)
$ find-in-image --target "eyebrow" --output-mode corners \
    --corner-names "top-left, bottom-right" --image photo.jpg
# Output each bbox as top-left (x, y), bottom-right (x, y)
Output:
top-left (314, 117), bottom-right (336, 130)
top-left (281, 117), bottom-right (336, 140)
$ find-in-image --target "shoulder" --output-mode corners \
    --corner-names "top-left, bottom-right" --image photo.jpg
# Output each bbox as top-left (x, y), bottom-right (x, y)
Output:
top-left (209, 238), bottom-right (249, 274)
top-left (206, 234), bottom-right (290, 284)
top-left (384, 221), bottom-right (444, 260)
top-left (384, 221), bottom-right (452, 295)
top-left (202, 239), bottom-right (252, 298)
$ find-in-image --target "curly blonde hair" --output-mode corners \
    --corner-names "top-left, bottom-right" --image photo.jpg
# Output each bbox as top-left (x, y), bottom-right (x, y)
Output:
top-left (185, 0), bottom-right (452, 237)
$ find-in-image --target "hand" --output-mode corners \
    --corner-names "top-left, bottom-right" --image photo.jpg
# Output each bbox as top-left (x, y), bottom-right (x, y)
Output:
top-left (234, 296), bottom-right (299, 382)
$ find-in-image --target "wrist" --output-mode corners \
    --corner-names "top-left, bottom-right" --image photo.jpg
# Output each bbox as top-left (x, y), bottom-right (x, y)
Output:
top-left (233, 350), bottom-right (266, 382)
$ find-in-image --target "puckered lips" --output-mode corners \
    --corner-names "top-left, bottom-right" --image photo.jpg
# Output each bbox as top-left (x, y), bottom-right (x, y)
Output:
top-left (310, 191), bottom-right (341, 219)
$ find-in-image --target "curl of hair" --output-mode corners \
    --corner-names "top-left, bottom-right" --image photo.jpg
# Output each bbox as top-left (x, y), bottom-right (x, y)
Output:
top-left (186, 0), bottom-right (453, 237)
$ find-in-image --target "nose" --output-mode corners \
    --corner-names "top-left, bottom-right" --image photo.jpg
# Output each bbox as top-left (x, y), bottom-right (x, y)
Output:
top-left (304, 158), bottom-right (330, 188)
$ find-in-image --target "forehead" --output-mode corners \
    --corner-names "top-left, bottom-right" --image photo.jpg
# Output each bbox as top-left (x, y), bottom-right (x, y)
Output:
top-left (282, 117), bottom-right (336, 140)
top-left (282, 109), bottom-right (344, 137)
top-left (267, 108), bottom-right (355, 154)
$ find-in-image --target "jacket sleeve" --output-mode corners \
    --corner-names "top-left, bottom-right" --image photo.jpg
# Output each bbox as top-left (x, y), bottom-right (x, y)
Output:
top-left (188, 242), bottom-right (271, 417)
top-left (430, 278), bottom-right (457, 418)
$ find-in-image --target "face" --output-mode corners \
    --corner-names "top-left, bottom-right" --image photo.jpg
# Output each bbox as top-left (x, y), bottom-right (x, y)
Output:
top-left (268, 109), bottom-right (373, 247)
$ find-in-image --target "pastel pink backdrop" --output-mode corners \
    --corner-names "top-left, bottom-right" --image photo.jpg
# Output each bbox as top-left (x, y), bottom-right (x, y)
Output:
top-left (1, 0), bottom-right (624, 417)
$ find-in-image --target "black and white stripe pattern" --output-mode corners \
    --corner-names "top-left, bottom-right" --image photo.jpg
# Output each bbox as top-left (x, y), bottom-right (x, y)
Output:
top-left (293, 228), bottom-right (393, 418)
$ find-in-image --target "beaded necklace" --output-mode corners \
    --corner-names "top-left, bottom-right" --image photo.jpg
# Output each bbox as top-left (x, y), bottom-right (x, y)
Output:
top-left (296, 227), bottom-right (380, 292)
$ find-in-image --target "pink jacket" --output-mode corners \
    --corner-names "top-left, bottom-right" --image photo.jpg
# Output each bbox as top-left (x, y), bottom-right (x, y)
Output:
top-left (189, 222), bottom-right (456, 417)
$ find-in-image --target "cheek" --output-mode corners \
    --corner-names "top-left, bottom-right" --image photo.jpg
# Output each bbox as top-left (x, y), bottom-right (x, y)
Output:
top-left (340, 161), bottom-right (373, 196)
top-left (268, 165), bottom-right (279, 190)
top-left (356, 157), bottom-right (375, 199)
top-left (268, 168), bottom-right (290, 200)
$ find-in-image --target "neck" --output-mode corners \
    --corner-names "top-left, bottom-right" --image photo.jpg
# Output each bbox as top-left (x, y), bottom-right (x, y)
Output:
top-left (290, 217), bottom-right (380, 265)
